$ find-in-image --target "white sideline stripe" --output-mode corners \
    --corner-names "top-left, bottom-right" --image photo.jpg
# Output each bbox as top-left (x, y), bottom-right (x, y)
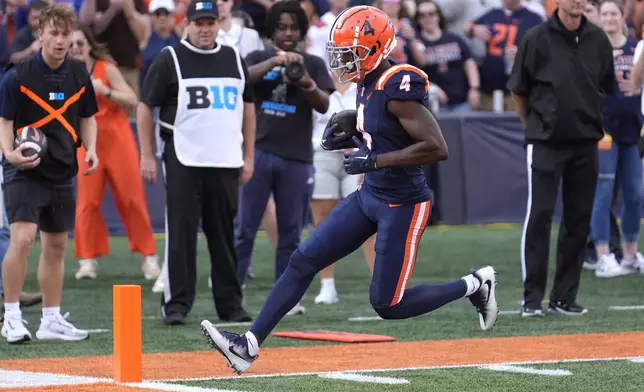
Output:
top-left (609, 305), bottom-right (644, 311)
top-left (128, 381), bottom-right (247, 392)
top-left (0, 369), bottom-right (110, 388)
top-left (349, 310), bottom-right (518, 321)
top-left (158, 356), bottom-right (642, 382)
top-left (318, 372), bottom-right (409, 384)
top-left (348, 316), bottom-right (383, 321)
top-left (86, 329), bottom-right (111, 333)
top-left (213, 321), bottom-right (252, 328)
top-left (629, 357), bottom-right (644, 363)
top-left (480, 364), bottom-right (572, 376)
top-left (498, 310), bottom-right (519, 315)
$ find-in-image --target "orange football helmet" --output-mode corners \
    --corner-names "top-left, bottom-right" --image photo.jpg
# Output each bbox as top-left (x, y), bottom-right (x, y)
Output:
top-left (326, 5), bottom-right (397, 83)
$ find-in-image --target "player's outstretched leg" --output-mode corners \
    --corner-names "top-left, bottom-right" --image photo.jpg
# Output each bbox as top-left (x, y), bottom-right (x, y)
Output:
top-left (368, 199), bottom-right (498, 330)
top-left (370, 264), bottom-right (498, 330)
top-left (200, 191), bottom-right (377, 375)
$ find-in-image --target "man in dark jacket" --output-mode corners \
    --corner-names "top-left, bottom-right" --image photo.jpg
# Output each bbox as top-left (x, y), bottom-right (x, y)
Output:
top-left (508, 0), bottom-right (617, 318)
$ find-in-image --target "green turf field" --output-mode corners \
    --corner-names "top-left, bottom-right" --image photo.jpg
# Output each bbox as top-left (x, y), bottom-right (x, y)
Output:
top-left (2, 224), bottom-right (644, 391)
top-left (180, 359), bottom-right (644, 391)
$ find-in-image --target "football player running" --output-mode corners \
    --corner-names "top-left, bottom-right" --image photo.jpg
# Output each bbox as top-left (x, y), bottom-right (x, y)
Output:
top-left (200, 5), bottom-right (498, 375)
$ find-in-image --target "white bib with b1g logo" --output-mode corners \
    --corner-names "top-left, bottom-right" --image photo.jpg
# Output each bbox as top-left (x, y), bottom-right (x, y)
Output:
top-left (159, 41), bottom-right (246, 168)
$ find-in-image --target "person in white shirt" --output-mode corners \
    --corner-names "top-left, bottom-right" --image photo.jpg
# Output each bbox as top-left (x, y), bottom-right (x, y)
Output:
top-left (216, 0), bottom-right (264, 58)
top-left (311, 79), bottom-right (376, 305)
top-left (306, 0), bottom-right (348, 69)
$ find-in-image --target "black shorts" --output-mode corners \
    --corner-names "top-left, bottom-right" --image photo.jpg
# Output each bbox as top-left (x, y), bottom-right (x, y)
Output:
top-left (3, 178), bottom-right (75, 233)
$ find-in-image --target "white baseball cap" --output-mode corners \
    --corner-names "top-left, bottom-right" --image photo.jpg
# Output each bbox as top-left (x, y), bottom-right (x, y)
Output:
top-left (149, 0), bottom-right (175, 13)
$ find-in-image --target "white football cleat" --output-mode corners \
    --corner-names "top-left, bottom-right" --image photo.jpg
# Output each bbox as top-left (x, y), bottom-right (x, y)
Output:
top-left (467, 265), bottom-right (498, 331)
top-left (200, 320), bottom-right (258, 375)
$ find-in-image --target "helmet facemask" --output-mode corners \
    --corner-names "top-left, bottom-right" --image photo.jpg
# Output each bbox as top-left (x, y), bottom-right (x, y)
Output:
top-left (326, 41), bottom-right (371, 83)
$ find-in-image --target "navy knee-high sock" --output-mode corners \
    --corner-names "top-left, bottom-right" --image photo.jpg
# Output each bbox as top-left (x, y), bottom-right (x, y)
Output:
top-left (250, 252), bottom-right (317, 344)
top-left (374, 280), bottom-right (467, 320)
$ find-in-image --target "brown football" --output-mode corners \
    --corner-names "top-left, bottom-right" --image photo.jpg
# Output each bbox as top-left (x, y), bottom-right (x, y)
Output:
top-left (329, 109), bottom-right (358, 135)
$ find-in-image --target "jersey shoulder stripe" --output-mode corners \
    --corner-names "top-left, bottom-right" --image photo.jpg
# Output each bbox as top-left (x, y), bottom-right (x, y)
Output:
top-left (375, 64), bottom-right (429, 92)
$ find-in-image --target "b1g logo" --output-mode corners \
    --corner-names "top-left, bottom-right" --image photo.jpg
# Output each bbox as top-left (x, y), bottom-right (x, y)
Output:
top-left (186, 86), bottom-right (238, 110)
top-left (49, 92), bottom-right (65, 101)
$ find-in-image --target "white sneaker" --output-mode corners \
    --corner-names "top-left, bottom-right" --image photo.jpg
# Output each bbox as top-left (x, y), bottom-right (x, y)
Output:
top-left (286, 303), bottom-right (306, 316)
top-left (142, 255), bottom-right (161, 280)
top-left (36, 312), bottom-right (89, 341)
top-left (1, 317), bottom-right (32, 343)
top-left (314, 288), bottom-right (339, 304)
top-left (152, 275), bottom-right (164, 293)
top-left (595, 254), bottom-right (632, 278)
top-left (622, 252), bottom-right (644, 274)
top-left (75, 259), bottom-right (97, 280)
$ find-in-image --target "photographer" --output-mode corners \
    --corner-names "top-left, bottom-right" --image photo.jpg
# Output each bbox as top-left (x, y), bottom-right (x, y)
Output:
top-left (235, 0), bottom-right (333, 315)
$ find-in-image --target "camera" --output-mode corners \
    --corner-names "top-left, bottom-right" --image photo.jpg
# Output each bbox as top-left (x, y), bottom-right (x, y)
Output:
top-left (282, 61), bottom-right (305, 83)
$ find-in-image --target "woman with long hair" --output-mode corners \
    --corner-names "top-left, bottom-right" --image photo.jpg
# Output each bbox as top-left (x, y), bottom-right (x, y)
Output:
top-left (412, 0), bottom-right (479, 112)
top-left (590, 0), bottom-right (643, 278)
top-left (70, 26), bottom-right (161, 281)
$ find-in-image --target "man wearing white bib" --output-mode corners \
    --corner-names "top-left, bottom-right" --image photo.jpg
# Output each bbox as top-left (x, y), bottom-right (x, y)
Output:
top-left (137, 0), bottom-right (255, 326)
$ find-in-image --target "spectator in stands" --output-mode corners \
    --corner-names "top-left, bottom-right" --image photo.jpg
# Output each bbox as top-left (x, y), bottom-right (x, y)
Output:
top-left (240, 0), bottom-right (275, 38)
top-left (310, 78), bottom-right (376, 305)
top-left (434, 0), bottom-right (499, 62)
top-left (590, 0), bottom-right (643, 277)
top-left (464, 0), bottom-right (543, 111)
top-left (11, 0), bottom-right (82, 32)
top-left (69, 26), bottom-right (161, 282)
top-left (231, 9), bottom-right (255, 28)
top-left (585, 0), bottom-right (600, 25)
top-left (411, 0), bottom-right (480, 112)
top-left (235, 0), bottom-right (333, 315)
top-left (9, 0), bottom-right (48, 64)
top-left (139, 0), bottom-right (180, 89)
top-left (80, 0), bottom-right (150, 98)
top-left (305, 0), bottom-right (347, 69)
top-left (373, 0), bottom-right (420, 64)
top-left (0, 12), bottom-right (9, 78)
top-left (581, 0), bottom-right (625, 271)
top-left (216, 0), bottom-right (264, 63)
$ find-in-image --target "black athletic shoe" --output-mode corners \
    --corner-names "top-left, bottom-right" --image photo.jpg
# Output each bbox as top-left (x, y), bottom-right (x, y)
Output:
top-left (548, 301), bottom-right (588, 315)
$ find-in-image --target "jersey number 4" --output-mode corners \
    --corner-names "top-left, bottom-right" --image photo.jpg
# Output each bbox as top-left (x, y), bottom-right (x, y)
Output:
top-left (356, 103), bottom-right (373, 149)
top-left (399, 75), bottom-right (411, 92)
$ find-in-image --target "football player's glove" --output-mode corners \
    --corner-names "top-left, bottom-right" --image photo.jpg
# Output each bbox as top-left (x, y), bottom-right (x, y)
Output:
top-left (344, 136), bottom-right (378, 174)
top-left (320, 110), bottom-right (361, 151)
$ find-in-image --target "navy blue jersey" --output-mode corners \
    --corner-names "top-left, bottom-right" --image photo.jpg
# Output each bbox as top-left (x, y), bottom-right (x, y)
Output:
top-left (356, 63), bottom-right (432, 204)
top-left (475, 7), bottom-right (543, 94)
top-left (603, 38), bottom-right (643, 144)
top-left (413, 31), bottom-right (473, 105)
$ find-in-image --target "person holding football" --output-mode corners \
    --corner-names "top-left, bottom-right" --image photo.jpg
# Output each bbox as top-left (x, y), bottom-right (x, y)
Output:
top-left (0, 4), bottom-right (99, 343)
top-left (200, 5), bottom-right (499, 375)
